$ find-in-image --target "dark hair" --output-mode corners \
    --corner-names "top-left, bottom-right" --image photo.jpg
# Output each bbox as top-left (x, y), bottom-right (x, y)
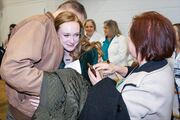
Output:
top-left (8, 24), bottom-right (16, 40)
top-left (58, 0), bottom-right (87, 20)
top-left (9, 24), bottom-right (16, 28)
top-left (129, 11), bottom-right (175, 61)
top-left (84, 19), bottom-right (96, 31)
top-left (104, 20), bottom-right (122, 36)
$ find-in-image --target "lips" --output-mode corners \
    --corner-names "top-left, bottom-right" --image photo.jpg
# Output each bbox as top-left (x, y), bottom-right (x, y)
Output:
top-left (66, 44), bottom-right (75, 47)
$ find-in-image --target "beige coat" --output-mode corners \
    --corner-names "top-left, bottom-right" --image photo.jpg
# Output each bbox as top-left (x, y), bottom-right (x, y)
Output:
top-left (0, 12), bottom-right (63, 118)
top-left (117, 61), bottom-right (174, 120)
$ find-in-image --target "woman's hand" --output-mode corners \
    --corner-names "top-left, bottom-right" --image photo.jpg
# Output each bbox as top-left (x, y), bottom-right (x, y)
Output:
top-left (93, 62), bottom-right (128, 77)
top-left (29, 96), bottom-right (40, 109)
top-left (94, 62), bottom-right (116, 76)
top-left (88, 66), bottom-right (102, 85)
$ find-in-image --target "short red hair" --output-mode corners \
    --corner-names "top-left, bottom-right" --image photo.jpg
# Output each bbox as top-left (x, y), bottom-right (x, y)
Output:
top-left (129, 11), bottom-right (175, 61)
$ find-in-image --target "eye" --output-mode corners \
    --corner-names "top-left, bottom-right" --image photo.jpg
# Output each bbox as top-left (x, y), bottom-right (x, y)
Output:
top-left (63, 34), bottom-right (70, 37)
top-left (74, 33), bottom-right (80, 37)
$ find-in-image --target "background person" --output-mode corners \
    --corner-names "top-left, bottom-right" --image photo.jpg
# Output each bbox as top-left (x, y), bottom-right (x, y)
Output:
top-left (3, 24), bottom-right (16, 49)
top-left (84, 19), bottom-right (102, 42)
top-left (172, 23), bottom-right (180, 119)
top-left (100, 19), bottom-right (129, 66)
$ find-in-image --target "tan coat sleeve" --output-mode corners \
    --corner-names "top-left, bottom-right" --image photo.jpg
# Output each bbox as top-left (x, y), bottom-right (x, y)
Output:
top-left (0, 21), bottom-right (46, 95)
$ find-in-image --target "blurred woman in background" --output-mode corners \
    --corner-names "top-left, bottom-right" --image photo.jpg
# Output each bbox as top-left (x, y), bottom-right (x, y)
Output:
top-left (84, 19), bottom-right (102, 42)
top-left (100, 19), bottom-right (129, 66)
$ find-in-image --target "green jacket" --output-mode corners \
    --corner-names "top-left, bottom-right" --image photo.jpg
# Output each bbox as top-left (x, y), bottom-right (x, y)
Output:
top-left (79, 48), bottom-right (99, 83)
top-left (32, 68), bottom-right (90, 120)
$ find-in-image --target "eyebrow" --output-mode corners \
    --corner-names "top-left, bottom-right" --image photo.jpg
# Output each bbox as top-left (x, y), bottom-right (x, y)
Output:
top-left (60, 30), bottom-right (80, 34)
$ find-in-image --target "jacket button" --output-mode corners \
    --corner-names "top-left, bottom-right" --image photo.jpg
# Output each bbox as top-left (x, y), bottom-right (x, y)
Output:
top-left (117, 104), bottom-right (122, 112)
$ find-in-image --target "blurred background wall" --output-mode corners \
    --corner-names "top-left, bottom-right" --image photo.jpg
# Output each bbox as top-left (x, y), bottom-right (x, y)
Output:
top-left (81, 0), bottom-right (180, 36)
top-left (0, 0), bottom-right (63, 44)
top-left (0, 0), bottom-right (180, 44)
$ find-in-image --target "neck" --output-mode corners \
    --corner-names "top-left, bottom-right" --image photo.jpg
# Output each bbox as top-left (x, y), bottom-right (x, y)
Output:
top-left (138, 58), bottom-right (147, 67)
top-left (107, 36), bottom-right (113, 41)
top-left (64, 50), bottom-right (70, 57)
top-left (63, 50), bottom-right (73, 64)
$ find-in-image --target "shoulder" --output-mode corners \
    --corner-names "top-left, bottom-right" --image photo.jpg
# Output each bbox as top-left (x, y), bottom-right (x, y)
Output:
top-left (110, 36), bottom-right (127, 47)
top-left (119, 64), bottom-right (174, 96)
top-left (117, 35), bottom-right (127, 43)
top-left (129, 64), bottom-right (173, 86)
top-left (118, 35), bottom-right (126, 39)
top-left (112, 35), bottom-right (127, 42)
top-left (15, 13), bottom-right (53, 31)
top-left (25, 13), bottom-right (52, 25)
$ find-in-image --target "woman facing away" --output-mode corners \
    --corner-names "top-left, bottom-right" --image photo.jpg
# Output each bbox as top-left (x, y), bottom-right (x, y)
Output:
top-left (80, 11), bottom-right (175, 120)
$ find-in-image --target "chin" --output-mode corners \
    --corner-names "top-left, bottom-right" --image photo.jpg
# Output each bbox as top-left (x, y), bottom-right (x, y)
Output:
top-left (66, 48), bottom-right (75, 52)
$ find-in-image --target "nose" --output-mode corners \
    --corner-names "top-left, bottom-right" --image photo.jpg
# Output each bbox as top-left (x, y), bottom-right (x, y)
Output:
top-left (69, 36), bottom-right (74, 44)
top-left (70, 35), bottom-right (79, 44)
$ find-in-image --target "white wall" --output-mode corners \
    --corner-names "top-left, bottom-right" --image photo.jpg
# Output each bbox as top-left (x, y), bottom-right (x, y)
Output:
top-left (1, 0), bottom-right (180, 43)
top-left (81, 0), bottom-right (180, 36)
top-left (0, 0), bottom-right (64, 43)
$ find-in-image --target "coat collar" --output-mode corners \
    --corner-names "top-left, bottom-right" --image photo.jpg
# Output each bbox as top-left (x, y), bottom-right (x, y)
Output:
top-left (134, 59), bottom-right (167, 73)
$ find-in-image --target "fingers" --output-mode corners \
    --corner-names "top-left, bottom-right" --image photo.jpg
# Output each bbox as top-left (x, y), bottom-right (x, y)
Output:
top-left (102, 69), bottom-right (113, 75)
top-left (88, 69), bottom-right (96, 85)
top-left (94, 62), bottom-right (115, 75)
top-left (29, 97), bottom-right (40, 109)
top-left (33, 96), bottom-right (40, 100)
top-left (29, 99), bottom-right (40, 104)
top-left (30, 102), bottom-right (39, 109)
top-left (88, 68), bottom-right (102, 85)
top-left (93, 62), bottom-right (109, 71)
